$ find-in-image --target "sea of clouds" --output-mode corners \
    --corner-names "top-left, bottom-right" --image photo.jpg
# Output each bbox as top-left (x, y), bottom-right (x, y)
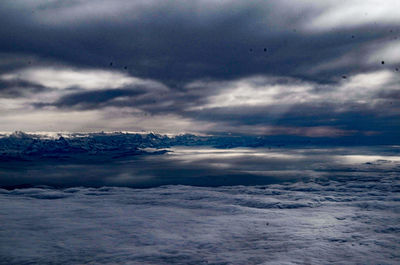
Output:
top-left (1, 173), bottom-right (399, 264)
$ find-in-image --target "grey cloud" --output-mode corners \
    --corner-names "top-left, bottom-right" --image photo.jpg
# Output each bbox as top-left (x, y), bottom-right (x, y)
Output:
top-left (0, 79), bottom-right (48, 98)
top-left (45, 88), bottom-right (147, 110)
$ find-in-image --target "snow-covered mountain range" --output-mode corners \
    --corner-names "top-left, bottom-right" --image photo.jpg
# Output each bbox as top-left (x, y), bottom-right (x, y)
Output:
top-left (1, 130), bottom-right (389, 161)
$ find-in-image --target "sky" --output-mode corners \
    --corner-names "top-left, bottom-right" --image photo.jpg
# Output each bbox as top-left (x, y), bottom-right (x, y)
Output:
top-left (0, 0), bottom-right (399, 141)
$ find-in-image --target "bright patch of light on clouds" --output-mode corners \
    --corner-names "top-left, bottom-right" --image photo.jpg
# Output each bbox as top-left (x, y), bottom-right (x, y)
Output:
top-left (367, 40), bottom-right (400, 65)
top-left (0, 67), bottom-right (165, 90)
top-left (208, 124), bottom-right (355, 137)
top-left (188, 76), bottom-right (316, 109)
top-left (298, 0), bottom-right (400, 31)
top-left (193, 71), bottom-right (399, 110)
top-left (310, 39), bottom-right (400, 74)
top-left (0, 98), bottom-right (30, 112)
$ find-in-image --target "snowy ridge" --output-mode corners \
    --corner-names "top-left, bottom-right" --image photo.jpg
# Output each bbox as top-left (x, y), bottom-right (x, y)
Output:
top-left (0, 131), bottom-right (172, 160)
top-left (0, 131), bottom-right (274, 160)
top-left (1, 131), bottom-right (392, 161)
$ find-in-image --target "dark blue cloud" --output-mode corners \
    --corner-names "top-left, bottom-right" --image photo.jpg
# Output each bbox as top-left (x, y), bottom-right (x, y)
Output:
top-left (0, 1), bottom-right (399, 83)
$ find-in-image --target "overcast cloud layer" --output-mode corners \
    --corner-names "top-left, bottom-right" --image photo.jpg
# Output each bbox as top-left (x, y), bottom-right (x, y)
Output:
top-left (0, 0), bottom-right (399, 141)
top-left (1, 176), bottom-right (399, 264)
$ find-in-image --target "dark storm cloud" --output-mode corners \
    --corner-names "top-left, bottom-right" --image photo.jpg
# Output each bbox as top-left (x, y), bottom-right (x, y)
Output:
top-left (0, 0), bottom-right (399, 83)
top-left (0, 0), bottom-right (399, 138)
